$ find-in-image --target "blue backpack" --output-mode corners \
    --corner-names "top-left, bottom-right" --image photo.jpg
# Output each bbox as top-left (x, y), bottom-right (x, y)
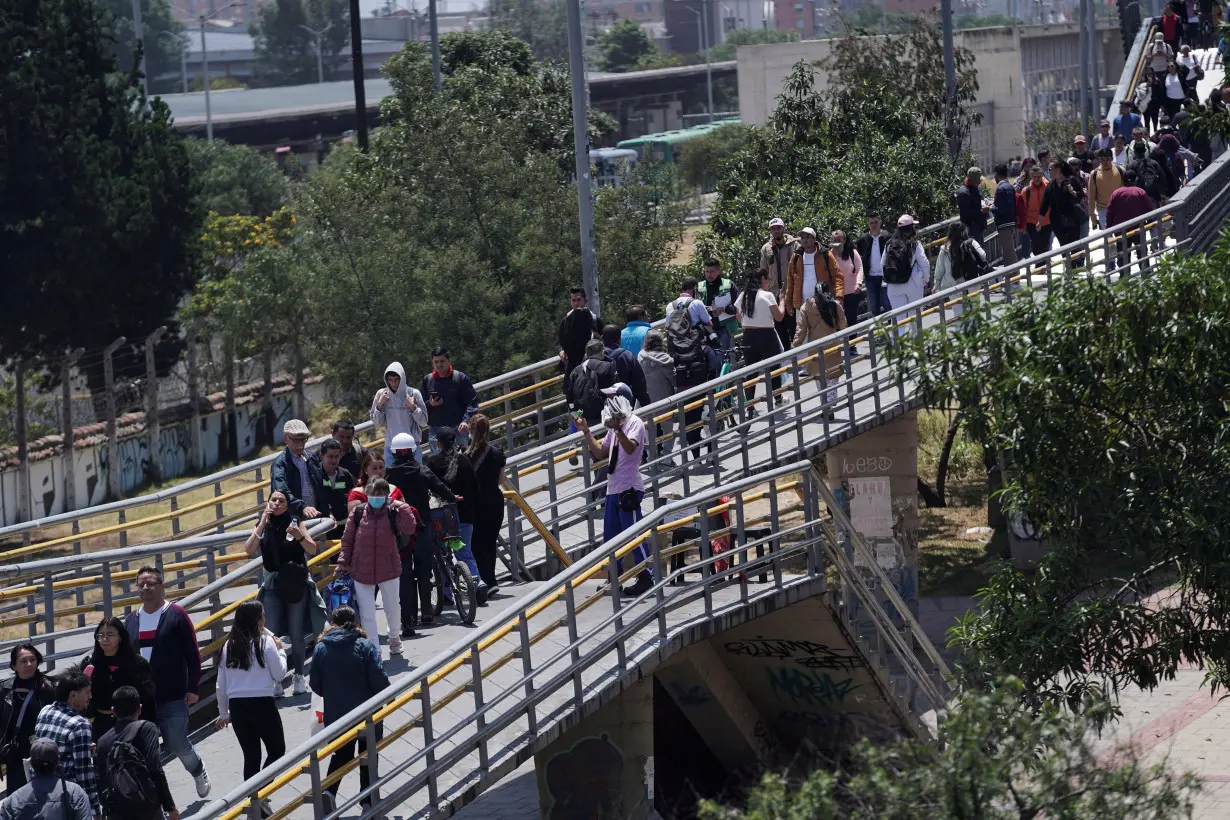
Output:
top-left (325, 575), bottom-right (354, 615)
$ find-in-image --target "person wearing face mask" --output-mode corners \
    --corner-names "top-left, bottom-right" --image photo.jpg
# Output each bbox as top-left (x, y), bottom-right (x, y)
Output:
top-left (0, 645), bottom-right (55, 794)
top-left (347, 451), bottom-right (405, 513)
top-left (573, 384), bottom-right (651, 597)
top-left (245, 490), bottom-right (321, 698)
top-left (371, 362), bottom-right (428, 467)
top-left (336, 477), bottom-right (419, 651)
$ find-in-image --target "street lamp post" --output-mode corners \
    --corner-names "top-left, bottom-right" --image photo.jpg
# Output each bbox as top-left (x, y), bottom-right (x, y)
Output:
top-left (676, 1), bottom-right (714, 123)
top-left (300, 22), bottom-right (333, 84)
top-left (200, 3), bottom-right (246, 142)
top-left (565, 0), bottom-right (600, 315)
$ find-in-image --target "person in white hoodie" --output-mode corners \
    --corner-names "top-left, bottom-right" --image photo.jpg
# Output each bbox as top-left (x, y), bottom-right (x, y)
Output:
top-left (370, 361), bottom-right (428, 467)
top-left (214, 600), bottom-right (287, 815)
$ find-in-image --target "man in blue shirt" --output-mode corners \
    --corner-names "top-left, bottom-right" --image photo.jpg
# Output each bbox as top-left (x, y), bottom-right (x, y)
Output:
top-left (620, 305), bottom-right (652, 355)
top-left (1113, 101), bottom-right (1144, 142)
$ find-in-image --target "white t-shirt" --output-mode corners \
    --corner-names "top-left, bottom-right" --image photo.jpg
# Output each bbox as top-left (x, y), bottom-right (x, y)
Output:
top-left (741, 290), bottom-right (779, 329)
top-left (1165, 73), bottom-right (1185, 100)
top-left (137, 602), bottom-right (170, 661)
top-left (801, 251), bottom-right (818, 298)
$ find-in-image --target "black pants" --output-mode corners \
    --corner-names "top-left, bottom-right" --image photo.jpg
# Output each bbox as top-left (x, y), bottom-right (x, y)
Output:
top-left (229, 696), bottom-right (285, 780)
top-left (773, 312), bottom-right (796, 355)
top-left (742, 327), bottom-right (782, 404)
top-left (1027, 224), bottom-right (1052, 268)
top-left (5, 749), bottom-right (29, 794)
top-left (1115, 226), bottom-right (1150, 273)
top-left (1052, 223), bottom-right (1084, 268)
top-left (400, 543), bottom-right (433, 625)
top-left (471, 505), bottom-right (504, 587)
top-left (677, 377), bottom-right (710, 459)
top-left (326, 724), bottom-right (384, 798)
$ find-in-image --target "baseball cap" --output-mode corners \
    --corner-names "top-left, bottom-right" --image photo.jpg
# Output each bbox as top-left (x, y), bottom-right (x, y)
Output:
top-left (600, 383), bottom-right (633, 400)
top-left (28, 737), bottom-right (59, 767)
top-left (768, 217), bottom-right (785, 228)
top-left (283, 419), bottom-right (310, 437)
top-left (1074, 135), bottom-right (1087, 144)
top-left (896, 214), bottom-right (916, 228)
top-left (1100, 119), bottom-right (1110, 126)
top-left (799, 227), bottom-right (817, 238)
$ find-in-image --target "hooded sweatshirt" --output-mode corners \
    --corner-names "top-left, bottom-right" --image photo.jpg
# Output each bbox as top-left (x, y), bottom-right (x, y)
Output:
top-left (370, 362), bottom-right (428, 448)
top-left (638, 348), bottom-right (676, 404)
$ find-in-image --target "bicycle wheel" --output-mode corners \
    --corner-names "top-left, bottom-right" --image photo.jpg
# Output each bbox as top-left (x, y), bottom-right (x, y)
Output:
top-left (452, 562), bottom-right (478, 624)
top-left (431, 555), bottom-right (448, 618)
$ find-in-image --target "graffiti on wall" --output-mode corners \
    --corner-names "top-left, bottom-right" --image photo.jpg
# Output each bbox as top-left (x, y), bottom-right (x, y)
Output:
top-left (765, 666), bottom-right (859, 707)
top-left (544, 734), bottom-right (625, 820)
top-left (725, 638), bottom-right (862, 671)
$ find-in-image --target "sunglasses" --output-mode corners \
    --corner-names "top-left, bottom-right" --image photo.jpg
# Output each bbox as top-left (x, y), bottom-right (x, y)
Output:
top-left (288, 435), bottom-right (309, 443)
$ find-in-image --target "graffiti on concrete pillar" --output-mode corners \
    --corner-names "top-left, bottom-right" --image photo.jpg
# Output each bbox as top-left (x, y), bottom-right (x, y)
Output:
top-left (765, 666), bottom-right (859, 707)
top-left (724, 638), bottom-right (862, 671)
top-left (544, 734), bottom-right (625, 820)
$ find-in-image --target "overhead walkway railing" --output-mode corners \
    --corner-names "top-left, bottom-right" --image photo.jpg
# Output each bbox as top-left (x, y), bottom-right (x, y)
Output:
top-left (197, 463), bottom-right (953, 820)
top-left (1111, 17), bottom-right (1157, 120)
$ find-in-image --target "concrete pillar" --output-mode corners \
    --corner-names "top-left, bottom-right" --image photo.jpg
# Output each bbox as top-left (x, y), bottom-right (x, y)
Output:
top-left (824, 411), bottom-right (919, 619)
top-left (536, 676), bottom-right (655, 820)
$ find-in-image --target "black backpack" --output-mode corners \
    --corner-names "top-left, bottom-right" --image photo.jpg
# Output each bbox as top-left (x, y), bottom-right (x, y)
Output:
top-left (954, 239), bottom-right (989, 281)
top-left (1131, 157), bottom-right (1162, 200)
top-left (351, 504), bottom-right (417, 557)
top-left (882, 240), bottom-right (915, 284)
top-left (569, 358), bottom-right (615, 420)
top-left (666, 299), bottom-right (709, 383)
top-left (101, 721), bottom-right (160, 818)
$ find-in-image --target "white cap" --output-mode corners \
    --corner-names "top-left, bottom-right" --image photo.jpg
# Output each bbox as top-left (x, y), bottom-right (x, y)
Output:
top-left (799, 227), bottom-right (817, 238)
top-left (896, 214), bottom-right (916, 228)
top-left (600, 383), bottom-right (633, 400)
top-left (768, 217), bottom-right (786, 228)
top-left (390, 432), bottom-right (417, 451)
top-left (283, 419), bottom-right (310, 437)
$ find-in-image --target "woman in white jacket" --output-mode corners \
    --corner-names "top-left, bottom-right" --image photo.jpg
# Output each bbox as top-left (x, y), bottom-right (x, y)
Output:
top-left (370, 361), bottom-right (429, 467)
top-left (883, 215), bottom-right (931, 335)
top-left (215, 600), bottom-right (288, 811)
top-left (931, 222), bottom-right (987, 321)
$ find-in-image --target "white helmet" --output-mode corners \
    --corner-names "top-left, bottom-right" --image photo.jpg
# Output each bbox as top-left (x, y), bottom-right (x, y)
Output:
top-left (390, 432), bottom-right (416, 452)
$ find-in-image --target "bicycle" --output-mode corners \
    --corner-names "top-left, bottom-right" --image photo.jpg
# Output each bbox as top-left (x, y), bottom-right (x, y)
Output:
top-left (427, 502), bottom-right (478, 625)
top-left (707, 344), bottom-right (749, 431)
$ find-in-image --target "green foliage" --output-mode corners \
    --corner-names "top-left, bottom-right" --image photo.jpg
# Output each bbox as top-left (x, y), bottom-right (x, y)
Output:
top-left (890, 239), bottom-right (1230, 714)
top-left (708, 28), bottom-right (800, 62)
top-left (189, 75), bottom-right (247, 92)
top-left (597, 19), bottom-right (657, 73)
top-left (485, 0), bottom-right (570, 63)
top-left (1, 0), bottom-right (199, 396)
top-left (250, 0), bottom-right (350, 86)
top-left (101, 0), bottom-right (185, 95)
top-left (184, 138), bottom-right (289, 217)
top-left (271, 31), bottom-right (685, 402)
top-left (675, 123), bottom-right (754, 192)
top-left (844, 5), bottom-right (1021, 35)
top-left (1026, 114), bottom-right (1084, 159)
top-left (699, 679), bottom-right (1196, 819)
top-left (0, 374), bottom-right (54, 448)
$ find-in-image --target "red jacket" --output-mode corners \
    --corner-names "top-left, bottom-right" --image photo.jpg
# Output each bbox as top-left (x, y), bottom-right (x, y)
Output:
top-left (1162, 12), bottom-right (1180, 40)
top-left (338, 500), bottom-right (419, 585)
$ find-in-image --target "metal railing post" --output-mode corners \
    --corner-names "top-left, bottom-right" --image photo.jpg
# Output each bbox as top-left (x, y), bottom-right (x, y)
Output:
top-left (469, 642), bottom-right (489, 772)
top-left (517, 612), bottom-right (538, 735)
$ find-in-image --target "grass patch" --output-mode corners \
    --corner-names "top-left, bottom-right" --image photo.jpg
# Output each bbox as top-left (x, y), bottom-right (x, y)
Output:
top-left (918, 478), bottom-right (996, 598)
top-left (673, 225), bottom-right (702, 267)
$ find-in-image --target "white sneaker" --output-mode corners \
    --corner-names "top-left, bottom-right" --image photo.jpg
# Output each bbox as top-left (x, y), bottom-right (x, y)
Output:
top-left (292, 673), bottom-right (308, 695)
top-left (273, 680), bottom-right (285, 698)
top-left (194, 768), bottom-right (212, 798)
top-left (388, 637), bottom-right (403, 656)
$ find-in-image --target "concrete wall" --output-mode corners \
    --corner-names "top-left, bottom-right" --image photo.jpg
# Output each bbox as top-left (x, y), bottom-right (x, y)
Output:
top-left (0, 383), bottom-right (325, 528)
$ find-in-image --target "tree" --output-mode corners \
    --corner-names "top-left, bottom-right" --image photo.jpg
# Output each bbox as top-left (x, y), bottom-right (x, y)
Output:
top-left (674, 123), bottom-right (754, 192)
top-left (485, 0), bottom-right (570, 63)
top-left (273, 30), bottom-right (685, 402)
top-left (698, 680), bottom-right (1196, 819)
top-left (708, 28), bottom-right (800, 62)
top-left (597, 19), bottom-right (656, 73)
top-left (250, 0), bottom-right (350, 87)
top-left (2, 0), bottom-right (199, 399)
top-left (101, 0), bottom-right (185, 95)
top-left (184, 138), bottom-right (290, 217)
top-left (890, 238), bottom-right (1230, 716)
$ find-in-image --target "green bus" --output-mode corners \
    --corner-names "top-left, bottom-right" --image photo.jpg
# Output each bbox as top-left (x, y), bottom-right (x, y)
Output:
top-left (616, 119), bottom-right (741, 164)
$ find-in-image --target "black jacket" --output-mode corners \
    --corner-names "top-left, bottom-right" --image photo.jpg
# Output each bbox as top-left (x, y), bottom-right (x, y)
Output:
top-left (387, 454), bottom-right (457, 528)
top-left (426, 451), bottom-right (480, 524)
top-left (557, 308), bottom-right (604, 375)
top-left (855, 232), bottom-right (889, 277)
top-left (955, 183), bottom-right (988, 234)
top-left (270, 447), bottom-right (327, 518)
top-left (604, 345), bottom-right (651, 407)
top-left (96, 719), bottom-right (175, 816)
top-left (0, 675), bottom-right (55, 761)
top-left (992, 179), bottom-right (1017, 229)
top-left (1149, 145), bottom-right (1181, 197)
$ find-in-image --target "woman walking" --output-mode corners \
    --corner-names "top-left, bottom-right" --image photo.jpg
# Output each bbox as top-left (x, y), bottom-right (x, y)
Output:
top-left (932, 222), bottom-right (988, 321)
top-left (830, 230), bottom-right (864, 336)
top-left (737, 268), bottom-right (787, 413)
top-left (309, 606), bottom-right (390, 815)
top-left (79, 617), bottom-right (157, 740)
top-left (215, 600), bottom-right (287, 818)
top-left (793, 281), bottom-right (847, 407)
top-left (0, 645), bottom-right (55, 793)
top-left (465, 415), bottom-right (507, 593)
top-left (1041, 160), bottom-right (1088, 268)
top-left (425, 427), bottom-right (485, 601)
top-left (244, 489), bottom-right (319, 696)
top-left (336, 477), bottom-right (419, 650)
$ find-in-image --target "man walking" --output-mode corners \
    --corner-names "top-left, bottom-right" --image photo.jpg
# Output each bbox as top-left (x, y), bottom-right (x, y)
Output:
top-left (33, 673), bottom-right (98, 818)
top-left (1022, 165), bottom-right (1052, 264)
top-left (955, 166), bottom-right (990, 244)
top-left (855, 214), bottom-right (892, 318)
top-left (327, 420), bottom-right (366, 478)
top-left (619, 306), bottom-right (652, 356)
top-left (371, 363), bottom-right (428, 466)
top-left (566, 340), bottom-right (619, 427)
top-left (557, 287), bottom-right (603, 380)
top-left (0, 738), bottom-right (92, 820)
top-left (1089, 148), bottom-right (1125, 230)
top-left (759, 217), bottom-right (796, 350)
top-left (992, 164), bottom-right (1019, 267)
top-left (270, 419), bottom-right (324, 519)
top-left (1107, 169), bottom-right (1156, 273)
top-left (318, 438), bottom-right (357, 535)
top-left (122, 566), bottom-right (210, 799)
top-left (1090, 119), bottom-right (1114, 153)
top-left (423, 348), bottom-right (479, 451)
top-left (95, 687), bottom-right (177, 820)
top-left (665, 279), bottom-right (720, 461)
top-left (696, 260), bottom-right (740, 352)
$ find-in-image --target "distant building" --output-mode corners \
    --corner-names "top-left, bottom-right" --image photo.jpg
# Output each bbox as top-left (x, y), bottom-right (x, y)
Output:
top-left (169, 0), bottom-right (265, 25)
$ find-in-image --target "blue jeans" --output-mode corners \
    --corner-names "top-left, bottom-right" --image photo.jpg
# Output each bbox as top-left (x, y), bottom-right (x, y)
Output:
top-left (714, 326), bottom-right (734, 352)
top-left (865, 276), bottom-right (891, 317)
top-left (264, 580), bottom-right (307, 675)
top-left (156, 698), bottom-right (204, 776)
top-left (454, 522), bottom-right (485, 587)
top-left (604, 492), bottom-right (650, 581)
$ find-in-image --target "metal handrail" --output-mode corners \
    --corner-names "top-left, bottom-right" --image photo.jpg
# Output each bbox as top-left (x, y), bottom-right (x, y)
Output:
top-left (197, 462), bottom-right (950, 820)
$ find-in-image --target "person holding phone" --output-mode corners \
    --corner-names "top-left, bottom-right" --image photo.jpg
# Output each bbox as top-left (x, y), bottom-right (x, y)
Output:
top-left (422, 347), bottom-right (479, 452)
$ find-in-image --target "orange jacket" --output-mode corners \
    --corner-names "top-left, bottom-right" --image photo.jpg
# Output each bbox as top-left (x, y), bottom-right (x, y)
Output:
top-left (1023, 179), bottom-right (1050, 228)
top-left (785, 247), bottom-right (844, 310)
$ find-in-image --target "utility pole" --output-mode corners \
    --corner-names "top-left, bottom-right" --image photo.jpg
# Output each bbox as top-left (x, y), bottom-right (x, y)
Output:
top-left (301, 23), bottom-right (333, 84)
top-left (103, 337), bottom-right (128, 502)
top-left (15, 359), bottom-right (29, 522)
top-left (144, 327), bottom-right (167, 484)
top-left (429, 0), bottom-right (442, 91)
top-left (348, 0), bottom-right (369, 150)
top-left (132, 0), bottom-right (148, 98)
top-left (200, 3), bottom-right (245, 142)
top-left (1079, 0), bottom-right (1090, 136)
top-left (566, 0), bottom-right (601, 316)
top-left (1089, 0), bottom-right (1101, 122)
top-left (941, 0), bottom-right (958, 160)
top-left (61, 348), bottom-right (85, 512)
top-left (703, 0), bottom-right (714, 121)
